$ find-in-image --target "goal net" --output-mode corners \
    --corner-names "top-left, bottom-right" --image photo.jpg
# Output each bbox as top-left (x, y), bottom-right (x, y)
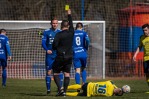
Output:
top-left (0, 21), bottom-right (105, 79)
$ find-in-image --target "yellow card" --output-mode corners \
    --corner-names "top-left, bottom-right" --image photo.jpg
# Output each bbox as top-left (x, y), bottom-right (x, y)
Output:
top-left (65, 5), bottom-right (69, 10)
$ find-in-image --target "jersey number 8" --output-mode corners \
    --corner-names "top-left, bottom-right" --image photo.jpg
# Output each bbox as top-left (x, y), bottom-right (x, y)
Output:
top-left (76, 36), bottom-right (81, 46)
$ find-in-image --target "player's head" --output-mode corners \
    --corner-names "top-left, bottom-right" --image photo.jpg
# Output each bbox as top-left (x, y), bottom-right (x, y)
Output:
top-left (0, 29), bottom-right (6, 35)
top-left (142, 23), bottom-right (149, 37)
top-left (51, 18), bottom-right (58, 30)
top-left (75, 22), bottom-right (83, 30)
top-left (113, 88), bottom-right (123, 96)
top-left (61, 20), bottom-right (69, 30)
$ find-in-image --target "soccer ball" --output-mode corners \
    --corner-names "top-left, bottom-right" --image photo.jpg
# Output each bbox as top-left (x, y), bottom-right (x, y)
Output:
top-left (122, 85), bottom-right (130, 93)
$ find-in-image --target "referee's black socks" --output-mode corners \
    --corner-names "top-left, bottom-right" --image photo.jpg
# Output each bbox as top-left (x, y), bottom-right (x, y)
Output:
top-left (53, 75), bottom-right (61, 91)
top-left (64, 77), bottom-right (70, 93)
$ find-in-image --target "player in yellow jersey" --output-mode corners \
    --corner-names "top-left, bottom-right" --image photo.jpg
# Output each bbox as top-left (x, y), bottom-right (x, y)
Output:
top-left (66, 80), bottom-right (123, 97)
top-left (133, 23), bottom-right (149, 91)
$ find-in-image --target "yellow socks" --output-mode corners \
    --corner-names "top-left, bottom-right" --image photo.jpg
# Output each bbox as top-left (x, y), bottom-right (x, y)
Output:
top-left (67, 84), bottom-right (81, 90)
top-left (66, 92), bottom-right (79, 96)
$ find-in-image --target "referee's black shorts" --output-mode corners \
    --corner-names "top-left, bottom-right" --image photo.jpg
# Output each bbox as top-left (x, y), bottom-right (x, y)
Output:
top-left (52, 56), bottom-right (72, 73)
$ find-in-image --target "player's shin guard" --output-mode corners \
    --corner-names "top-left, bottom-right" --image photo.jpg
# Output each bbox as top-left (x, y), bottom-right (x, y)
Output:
top-left (59, 73), bottom-right (64, 88)
top-left (64, 77), bottom-right (70, 93)
top-left (2, 68), bottom-right (7, 86)
top-left (75, 73), bottom-right (80, 84)
top-left (45, 75), bottom-right (51, 91)
top-left (82, 70), bottom-right (86, 84)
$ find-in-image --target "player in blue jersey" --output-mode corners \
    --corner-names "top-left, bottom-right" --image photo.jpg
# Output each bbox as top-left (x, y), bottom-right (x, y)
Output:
top-left (42, 18), bottom-right (63, 94)
top-left (73, 22), bottom-right (90, 85)
top-left (0, 29), bottom-right (12, 87)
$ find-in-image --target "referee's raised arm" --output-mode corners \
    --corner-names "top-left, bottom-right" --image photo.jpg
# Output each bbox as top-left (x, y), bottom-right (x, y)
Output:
top-left (68, 9), bottom-right (74, 33)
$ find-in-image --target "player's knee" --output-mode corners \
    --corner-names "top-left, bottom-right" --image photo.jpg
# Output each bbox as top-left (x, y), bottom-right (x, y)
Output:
top-left (64, 72), bottom-right (70, 77)
top-left (75, 68), bottom-right (81, 74)
top-left (47, 70), bottom-right (52, 75)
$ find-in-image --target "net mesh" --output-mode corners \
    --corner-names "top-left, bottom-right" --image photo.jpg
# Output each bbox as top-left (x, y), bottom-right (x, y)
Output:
top-left (0, 21), bottom-right (105, 79)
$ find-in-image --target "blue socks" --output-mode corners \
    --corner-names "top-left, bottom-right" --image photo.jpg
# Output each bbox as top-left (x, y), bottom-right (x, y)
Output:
top-left (75, 73), bottom-right (80, 84)
top-left (2, 68), bottom-right (7, 86)
top-left (75, 70), bottom-right (86, 84)
top-left (59, 73), bottom-right (64, 87)
top-left (45, 75), bottom-right (51, 91)
top-left (82, 70), bottom-right (86, 84)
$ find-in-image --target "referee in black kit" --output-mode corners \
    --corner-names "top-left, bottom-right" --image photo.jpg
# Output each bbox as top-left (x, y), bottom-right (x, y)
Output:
top-left (52, 9), bottom-right (74, 96)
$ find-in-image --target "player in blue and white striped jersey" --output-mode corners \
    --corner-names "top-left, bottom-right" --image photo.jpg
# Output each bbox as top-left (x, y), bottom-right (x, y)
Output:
top-left (42, 18), bottom-right (63, 94)
top-left (73, 23), bottom-right (90, 85)
top-left (0, 29), bottom-right (12, 87)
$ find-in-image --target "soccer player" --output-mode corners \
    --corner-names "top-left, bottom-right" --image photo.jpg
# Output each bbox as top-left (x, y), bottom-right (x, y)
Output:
top-left (133, 23), bottom-right (149, 89)
top-left (66, 80), bottom-right (124, 97)
top-left (73, 22), bottom-right (90, 84)
top-left (52, 9), bottom-right (74, 96)
top-left (0, 29), bottom-right (12, 87)
top-left (42, 18), bottom-right (63, 94)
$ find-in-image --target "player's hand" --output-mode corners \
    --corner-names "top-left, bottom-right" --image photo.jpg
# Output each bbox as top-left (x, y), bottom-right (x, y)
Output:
top-left (133, 56), bottom-right (136, 61)
top-left (68, 9), bottom-right (71, 15)
top-left (8, 56), bottom-right (12, 61)
top-left (47, 50), bottom-right (52, 54)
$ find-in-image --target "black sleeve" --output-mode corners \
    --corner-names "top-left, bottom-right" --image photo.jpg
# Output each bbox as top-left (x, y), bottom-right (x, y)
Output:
top-left (68, 14), bottom-right (74, 32)
top-left (52, 34), bottom-right (59, 50)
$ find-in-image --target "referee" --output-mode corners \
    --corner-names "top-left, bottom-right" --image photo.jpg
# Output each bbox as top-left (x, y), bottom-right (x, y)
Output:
top-left (52, 9), bottom-right (74, 96)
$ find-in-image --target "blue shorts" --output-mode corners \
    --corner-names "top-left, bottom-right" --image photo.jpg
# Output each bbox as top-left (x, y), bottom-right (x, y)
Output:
top-left (144, 60), bottom-right (149, 73)
top-left (45, 57), bottom-right (55, 71)
top-left (73, 57), bottom-right (87, 69)
top-left (0, 59), bottom-right (7, 67)
top-left (73, 50), bottom-right (87, 69)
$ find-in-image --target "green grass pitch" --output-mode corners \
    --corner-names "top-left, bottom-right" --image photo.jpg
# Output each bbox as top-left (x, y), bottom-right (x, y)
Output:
top-left (0, 78), bottom-right (149, 99)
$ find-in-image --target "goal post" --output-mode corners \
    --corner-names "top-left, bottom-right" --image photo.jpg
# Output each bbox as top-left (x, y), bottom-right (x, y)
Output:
top-left (0, 20), bottom-right (105, 79)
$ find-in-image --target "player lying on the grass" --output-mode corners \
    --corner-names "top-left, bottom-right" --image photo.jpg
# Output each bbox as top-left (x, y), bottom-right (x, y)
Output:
top-left (66, 80), bottom-right (125, 97)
